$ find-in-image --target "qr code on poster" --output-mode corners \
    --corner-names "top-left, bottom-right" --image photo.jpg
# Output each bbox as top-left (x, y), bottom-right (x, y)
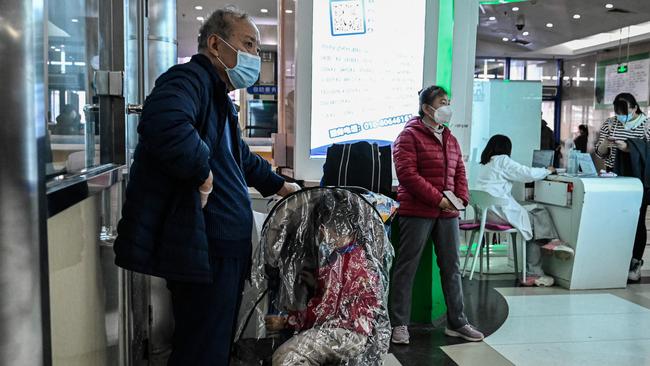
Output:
top-left (330, 0), bottom-right (366, 36)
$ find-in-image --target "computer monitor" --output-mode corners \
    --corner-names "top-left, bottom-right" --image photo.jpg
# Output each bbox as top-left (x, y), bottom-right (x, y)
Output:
top-left (532, 150), bottom-right (555, 168)
top-left (247, 100), bottom-right (278, 138)
top-left (577, 153), bottom-right (598, 176)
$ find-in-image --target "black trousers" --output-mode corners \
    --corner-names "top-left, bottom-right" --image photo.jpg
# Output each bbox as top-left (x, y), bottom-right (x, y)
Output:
top-left (166, 257), bottom-right (249, 366)
top-left (634, 202), bottom-right (649, 261)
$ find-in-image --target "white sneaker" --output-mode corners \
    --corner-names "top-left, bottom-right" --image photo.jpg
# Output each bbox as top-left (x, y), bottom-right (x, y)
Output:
top-left (534, 275), bottom-right (555, 287)
top-left (391, 325), bottom-right (410, 345)
top-left (541, 241), bottom-right (575, 260)
top-left (629, 259), bottom-right (644, 282)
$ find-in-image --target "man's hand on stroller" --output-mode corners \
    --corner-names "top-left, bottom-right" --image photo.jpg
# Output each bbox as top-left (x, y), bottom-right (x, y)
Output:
top-left (277, 182), bottom-right (301, 197)
top-left (265, 315), bottom-right (288, 331)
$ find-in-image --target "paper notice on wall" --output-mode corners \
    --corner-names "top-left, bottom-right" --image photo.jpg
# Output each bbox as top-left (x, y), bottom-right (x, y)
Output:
top-left (604, 58), bottom-right (650, 105)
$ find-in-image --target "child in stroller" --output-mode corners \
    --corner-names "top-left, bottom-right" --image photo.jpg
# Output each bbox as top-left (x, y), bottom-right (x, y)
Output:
top-left (233, 188), bottom-right (393, 365)
top-left (263, 189), bottom-right (384, 365)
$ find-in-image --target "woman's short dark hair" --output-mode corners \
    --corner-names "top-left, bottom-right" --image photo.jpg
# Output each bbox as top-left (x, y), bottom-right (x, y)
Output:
top-left (613, 93), bottom-right (642, 116)
top-left (480, 135), bottom-right (512, 165)
top-left (418, 85), bottom-right (448, 118)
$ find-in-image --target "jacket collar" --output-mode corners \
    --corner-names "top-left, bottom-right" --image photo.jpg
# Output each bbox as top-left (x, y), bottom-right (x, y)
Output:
top-left (406, 116), bottom-right (450, 139)
top-left (190, 53), bottom-right (229, 94)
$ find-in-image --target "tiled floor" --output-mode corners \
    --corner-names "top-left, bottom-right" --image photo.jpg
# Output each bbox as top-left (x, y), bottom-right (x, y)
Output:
top-left (394, 248), bottom-right (650, 366)
top-left (390, 278), bottom-right (511, 365)
top-left (484, 293), bottom-right (650, 365)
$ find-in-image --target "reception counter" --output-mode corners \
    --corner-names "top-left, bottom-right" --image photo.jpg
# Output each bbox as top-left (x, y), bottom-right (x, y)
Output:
top-left (529, 175), bottom-right (643, 290)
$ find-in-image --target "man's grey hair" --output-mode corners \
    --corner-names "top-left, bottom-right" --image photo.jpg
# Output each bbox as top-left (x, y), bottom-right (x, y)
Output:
top-left (197, 6), bottom-right (250, 51)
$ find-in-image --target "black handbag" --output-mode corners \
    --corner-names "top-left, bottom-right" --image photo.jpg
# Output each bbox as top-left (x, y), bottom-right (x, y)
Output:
top-left (322, 141), bottom-right (392, 196)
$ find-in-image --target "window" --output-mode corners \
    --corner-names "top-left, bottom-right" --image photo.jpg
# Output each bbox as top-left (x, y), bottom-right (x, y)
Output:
top-left (46, 2), bottom-right (100, 175)
top-left (474, 58), bottom-right (506, 79)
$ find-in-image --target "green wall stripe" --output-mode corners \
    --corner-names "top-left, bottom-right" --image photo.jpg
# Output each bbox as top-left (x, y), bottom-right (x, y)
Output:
top-left (436, 0), bottom-right (454, 95)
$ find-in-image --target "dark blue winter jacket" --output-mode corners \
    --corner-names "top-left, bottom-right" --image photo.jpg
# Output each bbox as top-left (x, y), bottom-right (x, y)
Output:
top-left (114, 54), bottom-right (284, 282)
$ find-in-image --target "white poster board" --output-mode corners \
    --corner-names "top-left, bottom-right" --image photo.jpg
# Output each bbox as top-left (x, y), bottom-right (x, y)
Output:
top-left (309, 0), bottom-right (426, 156)
top-left (604, 58), bottom-right (650, 105)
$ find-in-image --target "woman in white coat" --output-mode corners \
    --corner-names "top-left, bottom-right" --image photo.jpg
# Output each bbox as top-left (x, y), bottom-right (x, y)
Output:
top-left (475, 135), bottom-right (572, 287)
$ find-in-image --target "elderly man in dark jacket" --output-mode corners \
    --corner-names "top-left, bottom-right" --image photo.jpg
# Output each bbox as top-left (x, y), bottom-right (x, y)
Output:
top-left (114, 7), bottom-right (299, 365)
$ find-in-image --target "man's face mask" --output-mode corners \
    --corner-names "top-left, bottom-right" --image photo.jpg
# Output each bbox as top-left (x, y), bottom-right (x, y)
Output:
top-left (213, 37), bottom-right (261, 89)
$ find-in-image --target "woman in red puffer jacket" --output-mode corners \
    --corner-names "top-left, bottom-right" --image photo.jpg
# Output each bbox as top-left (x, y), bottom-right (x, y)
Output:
top-left (389, 85), bottom-right (484, 345)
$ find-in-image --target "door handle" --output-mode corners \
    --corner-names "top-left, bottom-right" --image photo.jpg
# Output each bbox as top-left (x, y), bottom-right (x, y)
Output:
top-left (127, 104), bottom-right (143, 115)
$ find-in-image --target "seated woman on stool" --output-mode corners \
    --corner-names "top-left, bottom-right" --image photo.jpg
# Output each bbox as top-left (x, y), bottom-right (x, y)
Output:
top-left (475, 135), bottom-right (574, 287)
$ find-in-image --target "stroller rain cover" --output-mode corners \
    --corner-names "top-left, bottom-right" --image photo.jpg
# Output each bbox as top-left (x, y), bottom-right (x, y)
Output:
top-left (235, 187), bottom-right (394, 365)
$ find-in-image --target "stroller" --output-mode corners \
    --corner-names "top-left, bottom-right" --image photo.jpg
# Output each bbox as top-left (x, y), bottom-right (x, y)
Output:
top-left (233, 187), bottom-right (396, 366)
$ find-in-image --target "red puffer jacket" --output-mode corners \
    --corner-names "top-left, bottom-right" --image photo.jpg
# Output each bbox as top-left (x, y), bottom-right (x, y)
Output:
top-left (393, 117), bottom-right (469, 218)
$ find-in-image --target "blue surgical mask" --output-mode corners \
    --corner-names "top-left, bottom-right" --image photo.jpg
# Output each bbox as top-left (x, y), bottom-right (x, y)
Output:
top-left (617, 113), bottom-right (636, 123)
top-left (216, 37), bottom-right (261, 89)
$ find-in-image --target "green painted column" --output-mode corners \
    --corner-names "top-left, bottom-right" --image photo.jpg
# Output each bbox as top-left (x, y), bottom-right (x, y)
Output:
top-left (436, 0), bottom-right (454, 95)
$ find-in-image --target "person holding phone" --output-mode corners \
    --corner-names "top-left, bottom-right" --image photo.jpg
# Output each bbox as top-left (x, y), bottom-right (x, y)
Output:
top-left (595, 92), bottom-right (649, 281)
top-left (389, 85), bottom-right (483, 345)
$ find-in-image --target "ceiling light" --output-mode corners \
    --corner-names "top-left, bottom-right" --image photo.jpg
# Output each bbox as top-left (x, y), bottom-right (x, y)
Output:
top-left (50, 46), bottom-right (55, 49)
top-left (605, 3), bottom-right (614, 9)
top-left (285, 9), bottom-right (293, 14)
top-left (535, 20), bottom-right (650, 55)
top-left (71, 18), bottom-right (79, 23)
top-left (196, 16), bottom-right (204, 21)
top-left (60, 45), bottom-right (65, 48)
top-left (581, 63), bottom-right (586, 67)
top-left (499, 63), bottom-right (504, 66)
top-left (260, 8), bottom-right (269, 13)
top-left (546, 23), bottom-right (554, 28)
top-left (511, 38), bottom-right (516, 41)
top-left (523, 31), bottom-right (529, 36)
top-left (54, 48), bottom-right (60, 52)
top-left (573, 14), bottom-right (581, 19)
top-left (502, 37), bottom-right (509, 41)
top-left (489, 16), bottom-right (496, 21)
top-left (512, 7), bottom-right (519, 11)
top-left (194, 5), bottom-right (203, 10)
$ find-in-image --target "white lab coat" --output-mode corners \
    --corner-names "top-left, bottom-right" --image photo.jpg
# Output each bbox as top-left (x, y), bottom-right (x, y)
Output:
top-left (474, 155), bottom-right (550, 241)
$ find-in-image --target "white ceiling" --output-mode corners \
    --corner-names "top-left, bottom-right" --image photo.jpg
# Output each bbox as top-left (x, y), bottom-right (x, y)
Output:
top-left (176, 0), bottom-right (650, 59)
top-left (176, 0), bottom-right (283, 58)
top-left (477, 0), bottom-right (650, 57)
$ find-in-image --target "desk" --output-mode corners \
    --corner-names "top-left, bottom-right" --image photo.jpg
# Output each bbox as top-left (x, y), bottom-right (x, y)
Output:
top-left (528, 175), bottom-right (642, 289)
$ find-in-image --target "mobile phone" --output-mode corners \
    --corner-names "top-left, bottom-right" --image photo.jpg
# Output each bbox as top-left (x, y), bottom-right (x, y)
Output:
top-left (443, 190), bottom-right (465, 211)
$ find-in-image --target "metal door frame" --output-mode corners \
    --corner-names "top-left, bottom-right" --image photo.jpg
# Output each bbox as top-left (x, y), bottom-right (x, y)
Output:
top-left (0, 0), bottom-right (50, 365)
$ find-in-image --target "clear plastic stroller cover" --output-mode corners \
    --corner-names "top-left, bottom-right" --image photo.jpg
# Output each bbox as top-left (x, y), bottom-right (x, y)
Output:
top-left (234, 187), bottom-right (395, 366)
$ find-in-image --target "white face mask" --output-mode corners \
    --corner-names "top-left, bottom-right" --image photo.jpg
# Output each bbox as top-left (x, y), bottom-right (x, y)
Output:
top-left (434, 105), bottom-right (453, 125)
top-left (426, 104), bottom-right (453, 126)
